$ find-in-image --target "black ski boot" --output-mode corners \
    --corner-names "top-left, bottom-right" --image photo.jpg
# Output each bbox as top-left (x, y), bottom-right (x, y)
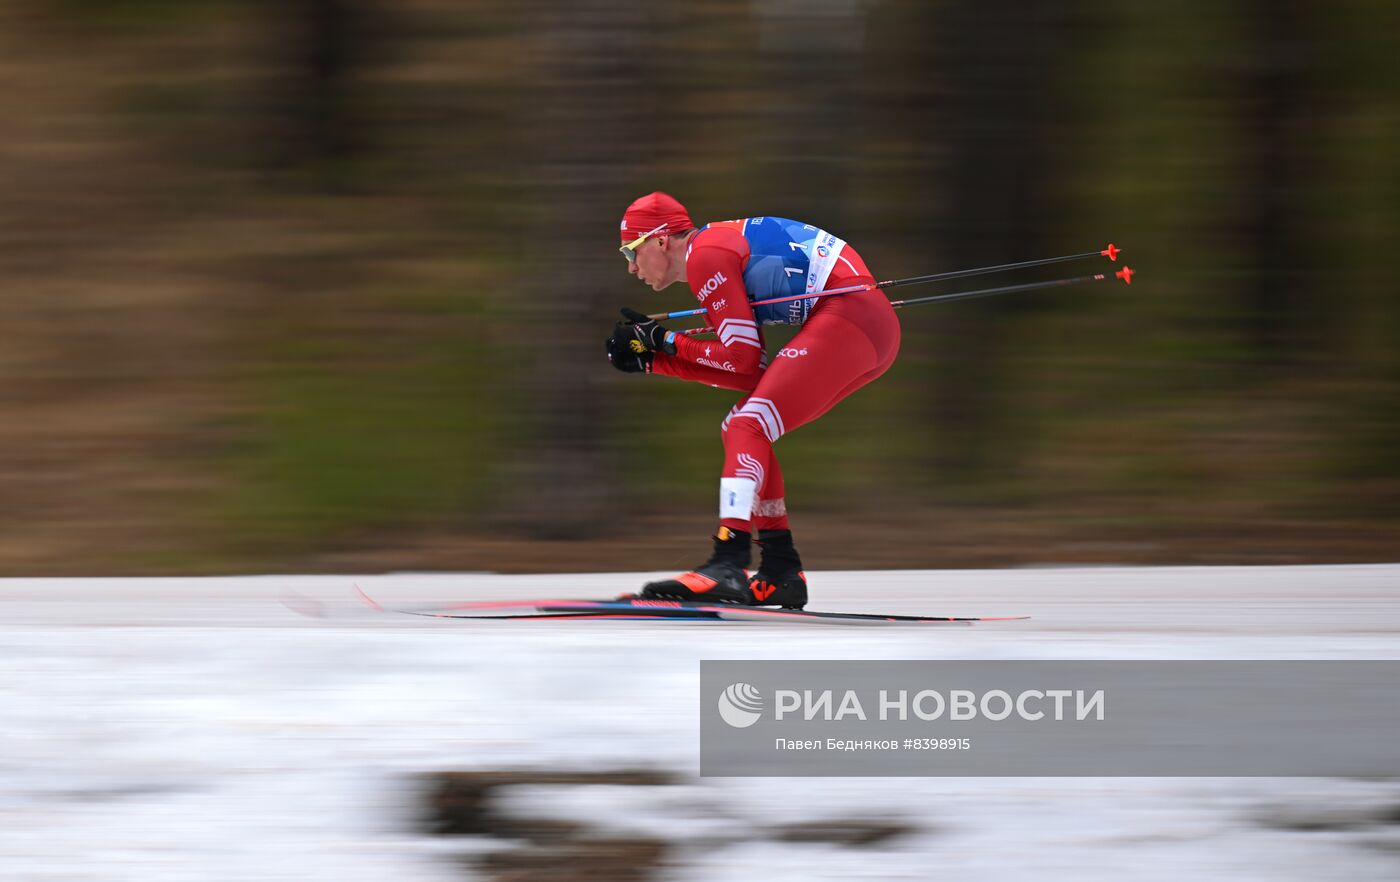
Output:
top-left (640, 527), bottom-right (753, 604)
top-left (749, 529), bottom-right (808, 609)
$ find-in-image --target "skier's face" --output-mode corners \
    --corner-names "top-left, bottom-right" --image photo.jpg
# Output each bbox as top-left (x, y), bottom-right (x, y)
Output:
top-left (628, 236), bottom-right (676, 291)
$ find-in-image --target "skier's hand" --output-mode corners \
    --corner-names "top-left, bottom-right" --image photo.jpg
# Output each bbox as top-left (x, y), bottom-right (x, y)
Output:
top-left (606, 335), bottom-right (653, 374)
top-left (615, 307), bottom-right (677, 356)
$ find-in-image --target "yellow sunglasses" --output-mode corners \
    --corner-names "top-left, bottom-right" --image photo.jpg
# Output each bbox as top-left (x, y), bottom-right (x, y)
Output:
top-left (619, 223), bottom-right (669, 264)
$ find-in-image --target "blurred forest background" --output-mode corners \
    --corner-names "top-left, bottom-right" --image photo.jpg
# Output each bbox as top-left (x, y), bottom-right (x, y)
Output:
top-left (1, 0), bottom-right (1396, 575)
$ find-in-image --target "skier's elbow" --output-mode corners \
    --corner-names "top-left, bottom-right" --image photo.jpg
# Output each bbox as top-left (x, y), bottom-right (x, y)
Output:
top-left (732, 348), bottom-right (763, 379)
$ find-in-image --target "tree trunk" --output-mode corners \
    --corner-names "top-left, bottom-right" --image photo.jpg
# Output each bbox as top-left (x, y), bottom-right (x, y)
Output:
top-left (499, 1), bottom-right (661, 539)
top-left (1239, 0), bottom-right (1322, 366)
top-left (254, 0), bottom-right (380, 180)
top-left (747, 0), bottom-right (869, 219)
top-left (920, 2), bottom-right (1064, 488)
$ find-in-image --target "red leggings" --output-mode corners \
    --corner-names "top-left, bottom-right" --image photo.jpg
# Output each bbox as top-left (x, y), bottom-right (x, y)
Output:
top-left (718, 252), bottom-right (901, 532)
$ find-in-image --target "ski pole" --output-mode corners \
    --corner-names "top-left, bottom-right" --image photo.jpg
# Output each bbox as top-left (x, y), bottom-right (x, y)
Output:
top-left (676, 266), bottom-right (1134, 337)
top-left (645, 243), bottom-right (1121, 323)
top-left (889, 266), bottom-right (1134, 309)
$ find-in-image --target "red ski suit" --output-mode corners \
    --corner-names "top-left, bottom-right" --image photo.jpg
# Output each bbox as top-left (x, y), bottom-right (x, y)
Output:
top-left (651, 224), bottom-right (900, 532)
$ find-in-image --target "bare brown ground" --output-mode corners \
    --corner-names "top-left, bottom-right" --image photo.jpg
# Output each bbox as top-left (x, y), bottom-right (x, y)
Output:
top-left (258, 509), bottom-right (1400, 577)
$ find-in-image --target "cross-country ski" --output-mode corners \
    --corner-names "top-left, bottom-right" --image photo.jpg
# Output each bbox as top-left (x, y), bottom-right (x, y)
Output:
top-left (351, 584), bottom-right (1028, 625)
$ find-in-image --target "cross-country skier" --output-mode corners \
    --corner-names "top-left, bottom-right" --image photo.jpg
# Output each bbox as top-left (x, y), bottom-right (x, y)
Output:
top-left (607, 192), bottom-right (901, 609)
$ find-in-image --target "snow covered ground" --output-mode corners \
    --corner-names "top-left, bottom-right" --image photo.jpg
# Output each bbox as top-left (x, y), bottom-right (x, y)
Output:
top-left (3, 565), bottom-right (1399, 881)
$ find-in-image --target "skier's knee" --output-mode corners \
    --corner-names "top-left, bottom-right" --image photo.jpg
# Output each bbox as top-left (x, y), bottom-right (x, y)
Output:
top-left (722, 415), bottom-right (771, 454)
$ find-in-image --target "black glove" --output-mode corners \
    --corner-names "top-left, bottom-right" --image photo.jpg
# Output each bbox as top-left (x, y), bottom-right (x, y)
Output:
top-left (615, 307), bottom-right (677, 356)
top-left (606, 335), bottom-right (653, 374)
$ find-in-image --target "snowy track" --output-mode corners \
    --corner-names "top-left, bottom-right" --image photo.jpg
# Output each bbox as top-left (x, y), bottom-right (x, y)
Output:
top-left (3, 565), bottom-right (1399, 880)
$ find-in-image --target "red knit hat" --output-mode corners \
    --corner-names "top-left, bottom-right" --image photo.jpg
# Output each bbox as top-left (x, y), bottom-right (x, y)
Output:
top-left (619, 192), bottom-right (693, 242)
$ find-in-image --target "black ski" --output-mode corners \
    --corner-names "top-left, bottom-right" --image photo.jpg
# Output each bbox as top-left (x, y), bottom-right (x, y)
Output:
top-left (353, 586), bottom-right (1026, 625)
